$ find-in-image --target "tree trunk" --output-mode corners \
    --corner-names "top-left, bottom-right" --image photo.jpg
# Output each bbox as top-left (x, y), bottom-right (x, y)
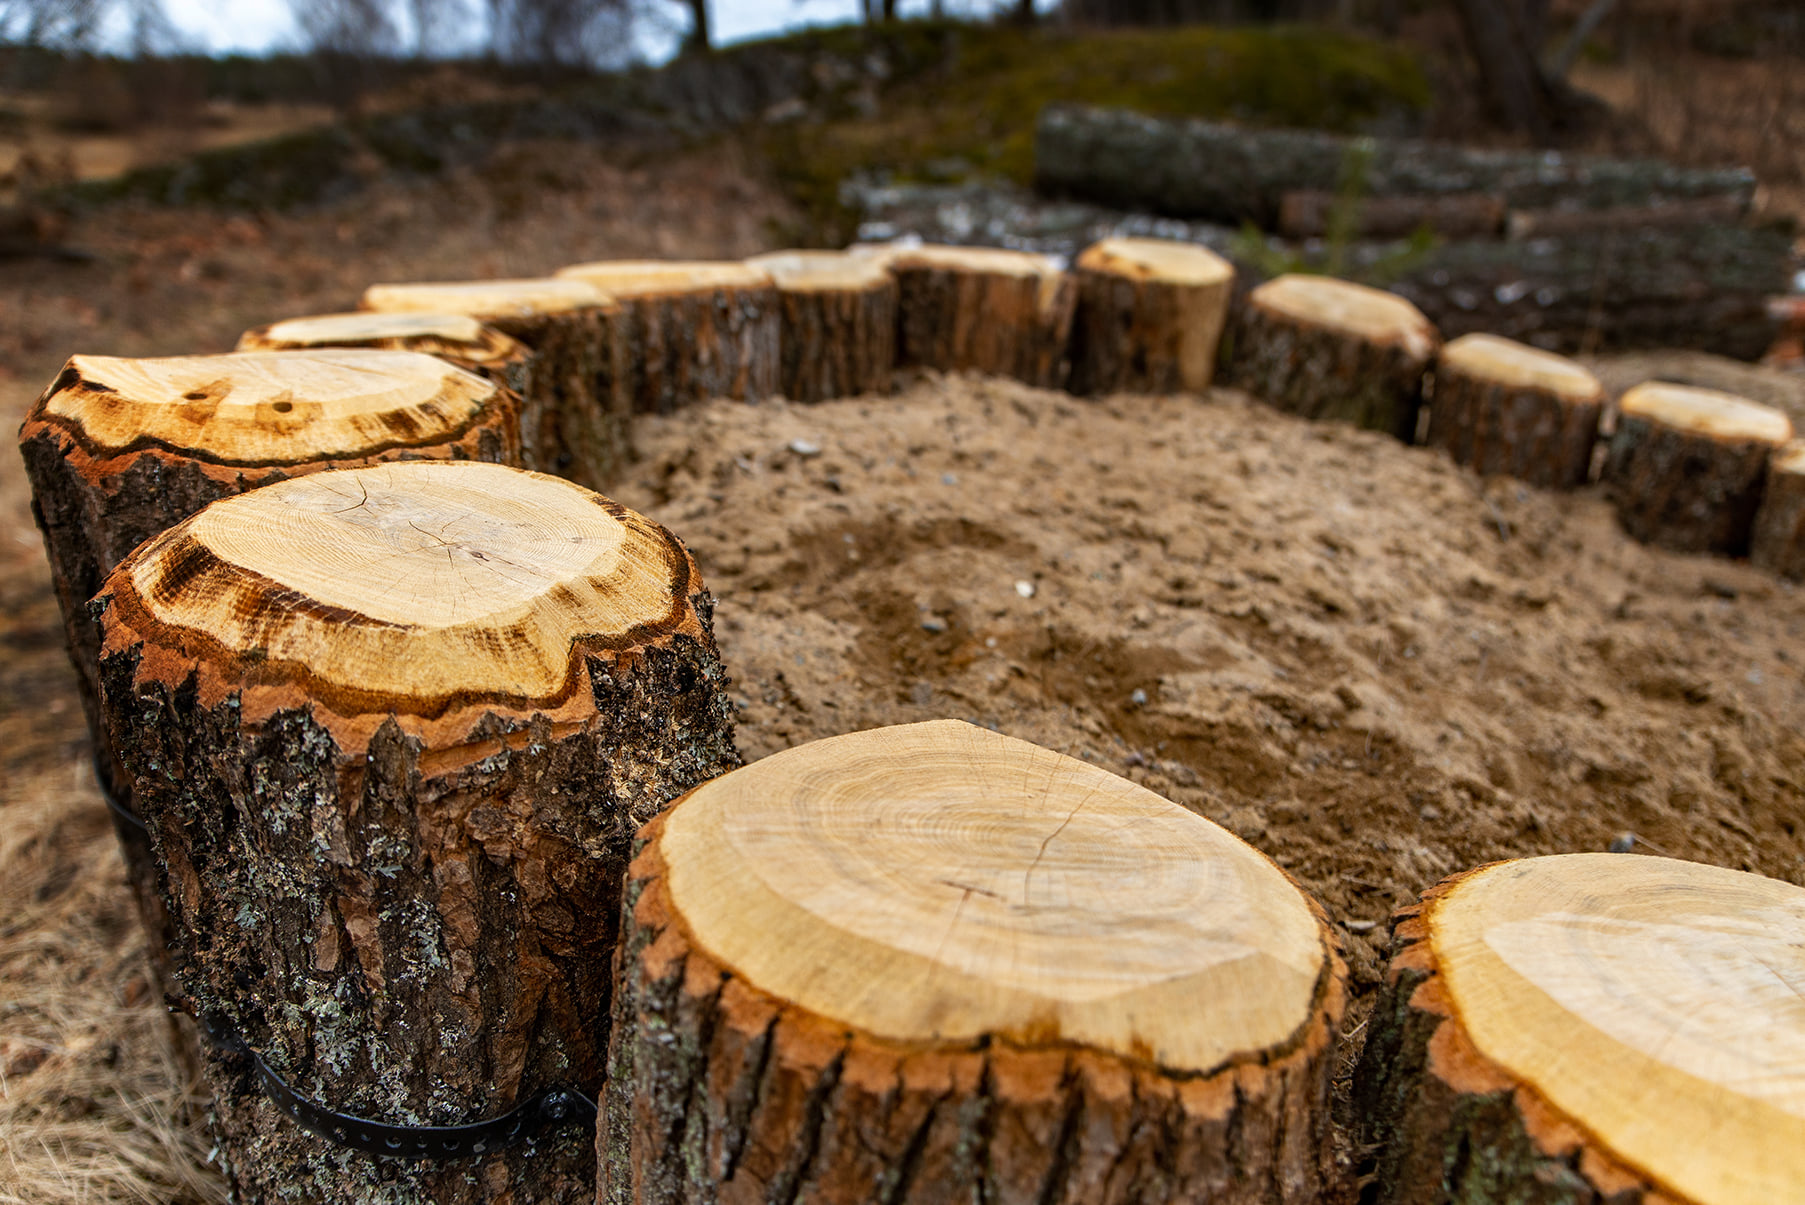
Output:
top-left (858, 244), bottom-right (1078, 389)
top-left (360, 278), bottom-right (631, 490)
top-left (555, 262), bottom-right (780, 416)
top-left (19, 349), bottom-right (520, 1006)
top-left (1277, 190), bottom-right (1505, 240)
top-left (1230, 274), bottom-right (1439, 441)
top-left (745, 251), bottom-right (898, 402)
top-left (1425, 332), bottom-right (1602, 488)
top-left (687, 0), bottom-right (710, 50)
top-left (1354, 853), bottom-right (1805, 1205)
top-left (1032, 105), bottom-right (1756, 228)
top-left (603, 720), bottom-right (1346, 1205)
top-left (95, 459), bottom-right (740, 1205)
top-left (237, 311), bottom-right (538, 430)
top-left (1448, 0), bottom-right (1563, 140)
top-left (1069, 236), bottom-right (1235, 396)
top-left (1602, 381), bottom-right (1792, 555)
top-left (1751, 441), bottom-right (1805, 580)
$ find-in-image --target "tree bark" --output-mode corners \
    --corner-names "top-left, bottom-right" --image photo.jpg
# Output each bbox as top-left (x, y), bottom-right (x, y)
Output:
top-left (237, 310), bottom-right (539, 434)
top-left (1231, 274), bottom-right (1439, 440)
top-left (603, 720), bottom-right (1346, 1205)
top-left (1354, 854), bottom-right (1805, 1205)
top-left (1278, 190), bottom-right (1505, 240)
top-left (19, 349), bottom-right (520, 1004)
top-left (360, 278), bottom-right (631, 490)
top-left (555, 262), bottom-right (780, 415)
top-left (1602, 381), bottom-right (1793, 555)
top-left (94, 460), bottom-right (740, 1205)
top-left (1425, 332), bottom-right (1602, 488)
top-left (1069, 236), bottom-right (1235, 396)
top-left (1032, 105), bottom-right (1756, 229)
top-left (859, 244), bottom-right (1078, 389)
top-left (1752, 441), bottom-right (1805, 580)
top-left (1447, 0), bottom-right (1564, 140)
top-left (745, 251), bottom-right (898, 402)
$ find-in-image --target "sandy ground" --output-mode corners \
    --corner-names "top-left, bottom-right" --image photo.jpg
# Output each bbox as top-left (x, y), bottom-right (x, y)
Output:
top-left (4, 143), bottom-right (1805, 1198)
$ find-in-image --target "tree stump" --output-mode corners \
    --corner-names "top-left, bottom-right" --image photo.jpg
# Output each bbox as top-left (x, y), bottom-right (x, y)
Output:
top-left (1425, 333), bottom-right (1604, 488)
top-left (19, 349), bottom-right (519, 998)
top-left (1602, 381), bottom-right (1793, 555)
top-left (360, 277), bottom-right (630, 489)
top-left (554, 261), bottom-right (779, 414)
top-left (1068, 236), bottom-right (1235, 396)
top-left (1232, 274), bottom-right (1440, 441)
top-left (1751, 440), bottom-right (1805, 580)
top-left (857, 244), bottom-right (1079, 388)
top-left (1354, 853), bottom-right (1805, 1205)
top-left (744, 251), bottom-right (897, 402)
top-left (605, 719), bottom-right (1345, 1205)
top-left (237, 310), bottom-right (538, 429)
top-left (94, 459), bottom-right (740, 1204)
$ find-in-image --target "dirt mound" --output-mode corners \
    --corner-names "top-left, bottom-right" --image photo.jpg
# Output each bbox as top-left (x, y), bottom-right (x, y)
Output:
top-left (615, 376), bottom-right (1805, 1050)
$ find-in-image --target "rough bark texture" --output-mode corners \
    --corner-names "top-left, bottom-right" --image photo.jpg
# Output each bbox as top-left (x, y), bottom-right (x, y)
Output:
top-left (18, 371), bottom-right (520, 1007)
top-left (1388, 224), bottom-right (1792, 361)
top-left (1230, 297), bottom-right (1434, 441)
top-left (1033, 105), bottom-right (1757, 228)
top-left (1352, 881), bottom-right (1669, 1205)
top-left (1750, 445), bottom-right (1805, 580)
top-left (611, 285), bottom-right (781, 415)
top-left (602, 820), bottom-right (1347, 1205)
top-left (1278, 191), bottom-right (1505, 240)
top-left (1425, 364), bottom-right (1601, 489)
top-left (890, 261), bottom-right (1077, 389)
top-left (480, 309), bottom-right (632, 490)
top-left (1603, 413), bottom-right (1776, 555)
top-left (772, 278), bottom-right (897, 403)
top-left (1069, 258), bottom-right (1232, 396)
top-left (95, 553), bottom-right (739, 1204)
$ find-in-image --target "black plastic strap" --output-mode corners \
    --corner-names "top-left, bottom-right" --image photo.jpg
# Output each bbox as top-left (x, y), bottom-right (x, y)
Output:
top-left (199, 1014), bottom-right (597, 1160)
top-left (93, 756), bottom-right (149, 835)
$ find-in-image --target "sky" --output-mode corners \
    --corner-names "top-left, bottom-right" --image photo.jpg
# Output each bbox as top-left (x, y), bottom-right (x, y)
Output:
top-left (156, 0), bottom-right (1019, 59)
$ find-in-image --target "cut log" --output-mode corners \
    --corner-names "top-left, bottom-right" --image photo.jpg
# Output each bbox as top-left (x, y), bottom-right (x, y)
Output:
top-left (855, 243), bottom-right (1078, 388)
top-left (1603, 381), bottom-right (1793, 555)
top-left (1426, 332), bottom-right (1603, 488)
top-left (236, 311), bottom-right (537, 426)
top-left (1504, 195), bottom-right (1747, 240)
top-left (554, 261), bottom-right (779, 414)
top-left (360, 277), bottom-right (630, 489)
top-left (1232, 274), bottom-right (1440, 440)
top-left (1033, 104), bottom-right (1757, 228)
top-left (1069, 236), bottom-right (1235, 396)
top-left (19, 349), bottom-right (520, 1001)
top-left (1353, 853), bottom-right (1805, 1205)
top-left (744, 250), bottom-right (897, 402)
top-left (1278, 191), bottom-right (1505, 240)
top-left (1750, 440), bottom-right (1805, 580)
top-left (604, 719), bottom-right (1346, 1205)
top-left (94, 459), bottom-right (740, 1205)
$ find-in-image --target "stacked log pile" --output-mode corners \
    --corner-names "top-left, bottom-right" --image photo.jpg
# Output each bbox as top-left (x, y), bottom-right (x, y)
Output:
top-left (1033, 104), bottom-right (1787, 358)
top-left (94, 460), bottom-right (739, 1203)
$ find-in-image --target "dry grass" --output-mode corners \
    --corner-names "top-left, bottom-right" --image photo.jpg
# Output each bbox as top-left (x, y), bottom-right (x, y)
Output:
top-left (0, 778), bottom-right (224, 1205)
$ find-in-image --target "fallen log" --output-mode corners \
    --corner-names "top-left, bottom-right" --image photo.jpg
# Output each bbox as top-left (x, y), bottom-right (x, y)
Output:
top-left (236, 311), bottom-right (537, 421)
top-left (856, 243), bottom-right (1078, 388)
top-left (95, 459), bottom-right (739, 1204)
top-left (744, 250), bottom-right (897, 402)
top-left (360, 277), bottom-right (629, 488)
top-left (1354, 854), bottom-right (1805, 1205)
top-left (1504, 194), bottom-right (1748, 240)
top-left (19, 349), bottom-right (520, 1006)
top-left (1069, 236), bottom-right (1235, 395)
top-left (604, 719), bottom-right (1346, 1205)
top-left (1603, 381), bottom-right (1792, 554)
top-left (1426, 333), bottom-right (1603, 488)
top-left (1231, 273), bottom-right (1439, 440)
top-left (1278, 190), bottom-right (1505, 240)
top-left (554, 261), bottom-right (779, 414)
top-left (1033, 104), bottom-right (1757, 228)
